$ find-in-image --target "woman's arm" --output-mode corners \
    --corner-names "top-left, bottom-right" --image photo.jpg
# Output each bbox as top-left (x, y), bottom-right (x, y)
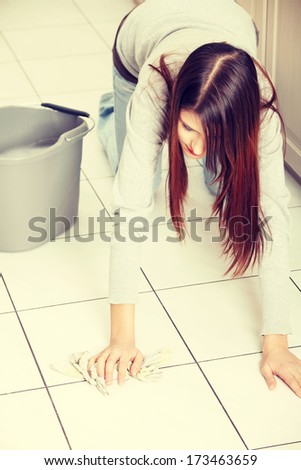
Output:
top-left (88, 304), bottom-right (144, 385)
top-left (257, 108), bottom-right (291, 335)
top-left (89, 64), bottom-right (167, 385)
top-left (257, 106), bottom-right (301, 397)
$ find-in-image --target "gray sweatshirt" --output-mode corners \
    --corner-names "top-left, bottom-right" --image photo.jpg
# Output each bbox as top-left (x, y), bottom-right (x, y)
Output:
top-left (108, 0), bottom-right (292, 335)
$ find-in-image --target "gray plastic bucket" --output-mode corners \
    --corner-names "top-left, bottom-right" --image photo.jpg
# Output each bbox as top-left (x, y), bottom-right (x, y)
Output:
top-left (0, 103), bottom-right (94, 252)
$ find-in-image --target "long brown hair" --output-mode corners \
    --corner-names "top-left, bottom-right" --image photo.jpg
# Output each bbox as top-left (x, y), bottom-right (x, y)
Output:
top-left (149, 42), bottom-right (285, 278)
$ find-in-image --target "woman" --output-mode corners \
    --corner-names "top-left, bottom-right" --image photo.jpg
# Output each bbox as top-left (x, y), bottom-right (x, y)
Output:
top-left (88, 0), bottom-right (301, 398)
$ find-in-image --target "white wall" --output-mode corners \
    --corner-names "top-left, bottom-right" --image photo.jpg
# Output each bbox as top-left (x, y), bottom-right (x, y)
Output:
top-left (236, 0), bottom-right (301, 180)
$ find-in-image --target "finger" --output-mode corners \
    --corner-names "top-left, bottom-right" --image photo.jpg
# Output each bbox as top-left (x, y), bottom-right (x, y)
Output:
top-left (117, 358), bottom-right (131, 385)
top-left (278, 372), bottom-right (301, 399)
top-left (104, 356), bottom-right (118, 385)
top-left (87, 354), bottom-right (98, 370)
top-left (95, 354), bottom-right (108, 379)
top-left (274, 357), bottom-right (301, 398)
top-left (87, 354), bottom-right (100, 373)
top-left (130, 351), bottom-right (145, 377)
top-left (260, 363), bottom-right (277, 390)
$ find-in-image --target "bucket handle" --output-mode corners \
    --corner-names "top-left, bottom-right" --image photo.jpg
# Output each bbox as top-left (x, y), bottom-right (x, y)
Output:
top-left (41, 102), bottom-right (95, 141)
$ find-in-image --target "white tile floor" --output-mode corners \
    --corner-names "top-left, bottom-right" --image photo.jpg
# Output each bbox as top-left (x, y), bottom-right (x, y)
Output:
top-left (1, 0), bottom-right (301, 451)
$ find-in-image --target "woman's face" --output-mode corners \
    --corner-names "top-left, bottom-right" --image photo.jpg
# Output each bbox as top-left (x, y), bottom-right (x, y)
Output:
top-left (177, 109), bottom-right (206, 160)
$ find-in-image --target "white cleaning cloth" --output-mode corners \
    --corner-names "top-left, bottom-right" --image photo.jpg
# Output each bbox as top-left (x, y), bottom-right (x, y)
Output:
top-left (50, 349), bottom-right (172, 396)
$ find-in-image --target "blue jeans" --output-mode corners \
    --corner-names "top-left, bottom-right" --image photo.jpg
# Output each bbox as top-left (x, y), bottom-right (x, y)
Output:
top-left (201, 159), bottom-right (220, 196)
top-left (97, 66), bottom-right (219, 196)
top-left (97, 67), bottom-right (162, 191)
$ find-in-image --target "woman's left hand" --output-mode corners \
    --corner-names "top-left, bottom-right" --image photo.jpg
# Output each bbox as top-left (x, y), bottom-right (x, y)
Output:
top-left (260, 336), bottom-right (301, 398)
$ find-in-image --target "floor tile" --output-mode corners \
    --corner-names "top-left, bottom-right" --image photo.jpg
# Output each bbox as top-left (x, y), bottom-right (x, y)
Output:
top-left (0, 313), bottom-right (44, 394)
top-left (0, 62), bottom-right (35, 99)
top-left (285, 168), bottom-right (301, 207)
top-left (139, 223), bottom-right (243, 291)
top-left (4, 24), bottom-right (108, 61)
top-left (50, 364), bottom-right (246, 450)
top-left (0, 34), bottom-right (15, 62)
top-left (74, 0), bottom-right (135, 23)
top-left (20, 53), bottom-right (112, 95)
top-left (0, 235), bottom-right (150, 311)
top-left (19, 293), bottom-right (194, 387)
top-left (0, 276), bottom-right (14, 314)
top-left (157, 278), bottom-right (301, 361)
top-left (0, 389), bottom-right (69, 449)
top-left (201, 349), bottom-right (301, 449)
top-left (0, 0), bottom-right (85, 30)
top-left (1, 0), bottom-right (301, 454)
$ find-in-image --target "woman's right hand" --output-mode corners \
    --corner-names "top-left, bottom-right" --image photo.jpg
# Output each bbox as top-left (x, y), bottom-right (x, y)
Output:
top-left (88, 303), bottom-right (143, 386)
top-left (87, 341), bottom-right (145, 386)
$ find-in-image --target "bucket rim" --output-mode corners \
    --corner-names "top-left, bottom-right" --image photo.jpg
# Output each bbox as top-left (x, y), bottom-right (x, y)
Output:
top-left (0, 105), bottom-right (91, 165)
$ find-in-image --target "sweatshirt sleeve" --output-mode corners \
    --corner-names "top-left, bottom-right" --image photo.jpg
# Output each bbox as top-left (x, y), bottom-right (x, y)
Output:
top-left (107, 64), bottom-right (166, 304)
top-left (257, 107), bottom-right (292, 335)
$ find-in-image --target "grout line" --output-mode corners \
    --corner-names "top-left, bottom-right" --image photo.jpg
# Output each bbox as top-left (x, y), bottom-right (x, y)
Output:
top-left (195, 343), bottom-right (301, 364)
top-left (290, 276), bottom-right (301, 293)
top-left (5, 296), bottom-right (109, 314)
top-left (1, 275), bottom-right (72, 450)
top-left (140, 267), bottom-right (249, 450)
top-left (148, 273), bottom-right (258, 293)
top-left (0, 363), bottom-right (197, 398)
top-left (1, 289), bottom-right (153, 314)
top-left (198, 351), bottom-right (263, 364)
top-left (151, 268), bottom-right (301, 294)
top-left (252, 439), bottom-right (301, 450)
top-left (0, 380), bottom-right (85, 398)
top-left (0, 386), bottom-right (48, 397)
top-left (3, 267), bottom-right (301, 316)
top-left (4, 344), bottom-right (301, 399)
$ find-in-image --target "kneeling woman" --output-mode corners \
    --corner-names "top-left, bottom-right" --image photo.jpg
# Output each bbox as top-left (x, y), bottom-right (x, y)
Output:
top-left (89, 0), bottom-right (301, 398)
